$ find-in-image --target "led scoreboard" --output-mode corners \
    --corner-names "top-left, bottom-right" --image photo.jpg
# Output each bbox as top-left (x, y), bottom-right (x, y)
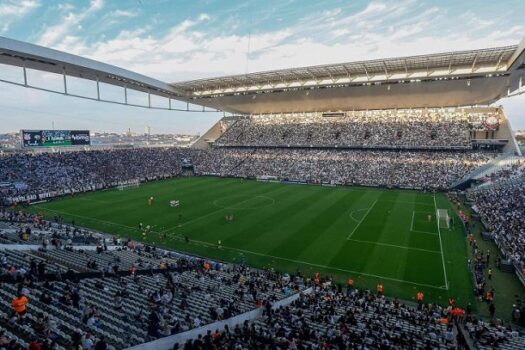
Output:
top-left (21, 130), bottom-right (91, 147)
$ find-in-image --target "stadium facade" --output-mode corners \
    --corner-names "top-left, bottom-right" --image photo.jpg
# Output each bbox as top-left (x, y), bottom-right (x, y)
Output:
top-left (2, 36), bottom-right (525, 350)
top-left (1, 35), bottom-right (524, 112)
top-left (1, 35), bottom-right (525, 154)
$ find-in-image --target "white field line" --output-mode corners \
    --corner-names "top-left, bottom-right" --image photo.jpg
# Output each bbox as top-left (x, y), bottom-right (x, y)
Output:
top-left (379, 199), bottom-right (435, 206)
top-left (410, 211), bottom-right (439, 236)
top-left (33, 206), bottom-right (138, 231)
top-left (346, 199), bottom-right (378, 239)
top-left (348, 208), bottom-right (368, 223)
top-left (346, 238), bottom-right (441, 254)
top-left (212, 195), bottom-right (275, 210)
top-left (161, 206), bottom-right (230, 232)
top-left (34, 204), bottom-right (447, 291)
top-left (37, 186), bottom-right (283, 237)
top-left (160, 186), bottom-right (287, 234)
top-left (410, 230), bottom-right (439, 236)
top-left (433, 194), bottom-right (449, 290)
top-left (166, 233), bottom-right (447, 290)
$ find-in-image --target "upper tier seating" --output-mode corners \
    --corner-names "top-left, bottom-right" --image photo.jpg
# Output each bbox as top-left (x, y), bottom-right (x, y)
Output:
top-left (215, 109), bottom-right (500, 149)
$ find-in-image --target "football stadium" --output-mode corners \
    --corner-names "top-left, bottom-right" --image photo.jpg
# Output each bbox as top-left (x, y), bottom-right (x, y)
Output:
top-left (1, 2), bottom-right (525, 349)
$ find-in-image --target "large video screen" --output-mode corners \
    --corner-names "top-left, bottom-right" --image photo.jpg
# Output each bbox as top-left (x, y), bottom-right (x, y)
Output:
top-left (21, 130), bottom-right (91, 147)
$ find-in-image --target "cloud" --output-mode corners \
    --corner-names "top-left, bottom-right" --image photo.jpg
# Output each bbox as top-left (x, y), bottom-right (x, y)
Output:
top-left (2, 0), bottom-right (525, 134)
top-left (111, 9), bottom-right (138, 18)
top-left (0, 0), bottom-right (40, 33)
top-left (460, 11), bottom-right (494, 30)
top-left (57, 3), bottom-right (74, 12)
top-left (198, 13), bottom-right (210, 21)
top-left (20, 1), bottom-right (525, 82)
top-left (37, 0), bottom-right (105, 47)
top-left (0, 0), bottom-right (39, 16)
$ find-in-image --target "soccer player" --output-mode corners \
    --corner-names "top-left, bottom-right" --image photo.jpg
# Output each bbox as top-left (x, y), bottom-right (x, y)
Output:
top-left (428, 214), bottom-right (432, 222)
top-left (218, 240), bottom-right (222, 249)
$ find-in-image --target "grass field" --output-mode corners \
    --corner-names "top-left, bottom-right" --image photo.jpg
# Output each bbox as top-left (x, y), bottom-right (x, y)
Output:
top-left (29, 177), bottom-right (475, 307)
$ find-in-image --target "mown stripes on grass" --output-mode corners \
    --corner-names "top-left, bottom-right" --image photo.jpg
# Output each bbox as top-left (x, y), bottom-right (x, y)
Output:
top-left (29, 177), bottom-right (474, 305)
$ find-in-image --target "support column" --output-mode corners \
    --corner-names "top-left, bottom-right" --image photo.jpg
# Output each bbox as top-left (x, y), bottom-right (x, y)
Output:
top-left (63, 70), bottom-right (68, 94)
top-left (96, 77), bottom-right (100, 100)
top-left (23, 66), bottom-right (28, 86)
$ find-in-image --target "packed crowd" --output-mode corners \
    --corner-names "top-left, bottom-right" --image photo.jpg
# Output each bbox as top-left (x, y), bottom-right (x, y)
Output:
top-left (215, 108), bottom-right (500, 149)
top-left (195, 147), bottom-right (494, 189)
top-left (479, 160), bottom-right (525, 187)
top-left (0, 148), bottom-right (198, 204)
top-left (468, 181), bottom-right (525, 274)
top-left (0, 144), bottom-right (497, 204)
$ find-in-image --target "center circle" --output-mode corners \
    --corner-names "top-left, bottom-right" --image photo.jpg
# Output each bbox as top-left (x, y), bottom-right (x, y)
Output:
top-left (213, 195), bottom-right (275, 210)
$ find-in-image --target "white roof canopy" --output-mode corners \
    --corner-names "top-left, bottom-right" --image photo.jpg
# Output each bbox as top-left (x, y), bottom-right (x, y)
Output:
top-left (171, 45), bottom-right (519, 97)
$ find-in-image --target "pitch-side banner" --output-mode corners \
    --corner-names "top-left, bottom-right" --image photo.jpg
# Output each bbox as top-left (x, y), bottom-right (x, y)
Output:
top-left (21, 130), bottom-right (91, 147)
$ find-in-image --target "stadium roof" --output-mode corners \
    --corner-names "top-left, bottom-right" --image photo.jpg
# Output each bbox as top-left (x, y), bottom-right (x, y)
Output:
top-left (1, 35), bottom-right (524, 114)
top-left (0, 36), bottom-right (194, 110)
top-left (172, 45), bottom-right (517, 95)
top-left (172, 38), bottom-right (525, 114)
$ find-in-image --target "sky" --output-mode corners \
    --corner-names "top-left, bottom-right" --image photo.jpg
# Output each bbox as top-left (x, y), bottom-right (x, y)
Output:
top-left (0, 0), bottom-right (524, 134)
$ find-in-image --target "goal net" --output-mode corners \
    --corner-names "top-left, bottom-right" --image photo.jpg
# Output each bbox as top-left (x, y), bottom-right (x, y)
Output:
top-left (117, 181), bottom-right (140, 191)
top-left (436, 209), bottom-right (450, 230)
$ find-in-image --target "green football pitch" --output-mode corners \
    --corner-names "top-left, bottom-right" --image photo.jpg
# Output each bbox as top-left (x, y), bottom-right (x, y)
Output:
top-left (29, 176), bottom-right (475, 307)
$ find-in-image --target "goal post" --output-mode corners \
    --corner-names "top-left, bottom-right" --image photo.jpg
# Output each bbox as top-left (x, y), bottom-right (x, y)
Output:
top-left (117, 181), bottom-right (140, 191)
top-left (436, 209), bottom-right (450, 230)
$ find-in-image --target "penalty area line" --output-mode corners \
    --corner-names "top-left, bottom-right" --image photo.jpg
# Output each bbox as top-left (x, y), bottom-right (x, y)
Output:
top-left (410, 230), bottom-right (439, 236)
top-left (34, 205), bottom-right (447, 291)
top-left (346, 239), bottom-right (441, 254)
top-left (348, 208), bottom-right (368, 223)
top-left (410, 211), bottom-right (439, 236)
top-left (347, 199), bottom-right (378, 239)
